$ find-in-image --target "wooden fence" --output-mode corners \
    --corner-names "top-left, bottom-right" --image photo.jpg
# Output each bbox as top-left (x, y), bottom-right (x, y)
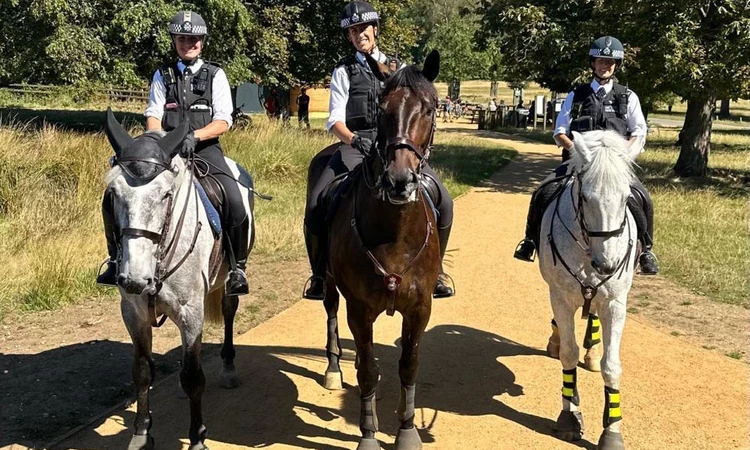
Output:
top-left (1, 84), bottom-right (149, 101)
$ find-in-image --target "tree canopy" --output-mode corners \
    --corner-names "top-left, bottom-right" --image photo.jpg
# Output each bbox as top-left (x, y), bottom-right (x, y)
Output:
top-left (480, 0), bottom-right (750, 176)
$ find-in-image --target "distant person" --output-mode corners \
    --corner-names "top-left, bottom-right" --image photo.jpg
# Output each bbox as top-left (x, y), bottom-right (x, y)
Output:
top-left (443, 96), bottom-right (453, 122)
top-left (297, 87), bottom-right (310, 129)
top-left (265, 89), bottom-right (279, 119)
top-left (488, 98), bottom-right (497, 112)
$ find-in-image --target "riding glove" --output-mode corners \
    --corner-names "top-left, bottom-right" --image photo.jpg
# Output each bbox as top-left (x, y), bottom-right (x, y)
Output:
top-left (181, 131), bottom-right (198, 158)
top-left (351, 134), bottom-right (374, 156)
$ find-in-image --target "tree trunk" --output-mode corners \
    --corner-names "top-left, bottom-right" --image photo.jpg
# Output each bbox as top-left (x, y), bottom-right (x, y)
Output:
top-left (718, 99), bottom-right (730, 119)
top-left (490, 81), bottom-right (498, 97)
top-left (673, 95), bottom-right (714, 177)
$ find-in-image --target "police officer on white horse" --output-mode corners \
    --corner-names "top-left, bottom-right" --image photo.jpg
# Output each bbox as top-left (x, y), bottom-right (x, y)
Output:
top-left (98, 11), bottom-right (251, 296)
top-left (514, 36), bottom-right (659, 275)
top-left (303, 1), bottom-right (455, 299)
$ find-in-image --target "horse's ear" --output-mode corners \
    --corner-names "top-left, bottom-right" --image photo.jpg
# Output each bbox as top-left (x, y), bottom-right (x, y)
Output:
top-left (158, 121), bottom-right (189, 157)
top-left (571, 131), bottom-right (593, 165)
top-left (422, 50), bottom-right (440, 82)
top-left (365, 53), bottom-right (391, 82)
top-left (104, 108), bottom-right (133, 158)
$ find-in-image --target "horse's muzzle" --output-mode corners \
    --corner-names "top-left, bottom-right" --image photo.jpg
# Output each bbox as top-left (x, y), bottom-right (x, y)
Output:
top-left (591, 258), bottom-right (617, 276)
top-left (117, 274), bottom-right (157, 295)
top-left (381, 168), bottom-right (418, 204)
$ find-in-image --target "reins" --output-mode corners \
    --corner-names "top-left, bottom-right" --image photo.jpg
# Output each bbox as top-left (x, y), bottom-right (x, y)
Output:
top-left (547, 174), bottom-right (634, 318)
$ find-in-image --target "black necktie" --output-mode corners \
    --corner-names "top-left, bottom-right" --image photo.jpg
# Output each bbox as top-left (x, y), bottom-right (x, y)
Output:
top-left (596, 87), bottom-right (607, 99)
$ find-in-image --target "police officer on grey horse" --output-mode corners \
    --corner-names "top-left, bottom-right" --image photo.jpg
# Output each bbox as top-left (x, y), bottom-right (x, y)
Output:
top-left (98, 11), bottom-right (251, 296)
top-left (514, 36), bottom-right (659, 275)
top-left (303, 0), bottom-right (455, 300)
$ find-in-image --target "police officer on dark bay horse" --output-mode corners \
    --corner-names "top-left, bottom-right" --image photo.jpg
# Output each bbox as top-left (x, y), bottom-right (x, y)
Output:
top-left (513, 36), bottom-right (659, 275)
top-left (303, 0), bottom-right (455, 300)
top-left (97, 11), bottom-right (251, 296)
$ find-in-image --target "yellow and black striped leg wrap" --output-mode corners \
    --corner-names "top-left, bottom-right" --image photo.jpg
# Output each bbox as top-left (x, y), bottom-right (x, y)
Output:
top-left (562, 368), bottom-right (580, 406)
top-left (602, 386), bottom-right (622, 428)
top-left (583, 314), bottom-right (601, 349)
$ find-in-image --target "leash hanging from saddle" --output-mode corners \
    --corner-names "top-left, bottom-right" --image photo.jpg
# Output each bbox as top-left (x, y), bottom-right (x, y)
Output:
top-left (546, 174), bottom-right (634, 318)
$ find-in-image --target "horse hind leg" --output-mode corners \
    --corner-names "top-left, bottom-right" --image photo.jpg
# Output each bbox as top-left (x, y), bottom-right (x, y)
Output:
top-left (547, 318), bottom-right (560, 359)
top-left (583, 313), bottom-right (602, 372)
top-left (323, 274), bottom-right (343, 390)
top-left (219, 293), bottom-right (240, 389)
top-left (122, 302), bottom-right (156, 450)
top-left (180, 322), bottom-right (209, 450)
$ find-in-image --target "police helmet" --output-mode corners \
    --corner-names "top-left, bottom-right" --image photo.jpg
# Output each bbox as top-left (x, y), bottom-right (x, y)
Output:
top-left (169, 11), bottom-right (208, 37)
top-left (589, 36), bottom-right (624, 61)
top-left (341, 1), bottom-right (380, 30)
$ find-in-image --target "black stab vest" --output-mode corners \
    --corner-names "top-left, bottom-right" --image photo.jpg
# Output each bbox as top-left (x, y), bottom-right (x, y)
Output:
top-left (338, 54), bottom-right (386, 140)
top-left (159, 61), bottom-right (220, 145)
top-left (569, 83), bottom-right (630, 138)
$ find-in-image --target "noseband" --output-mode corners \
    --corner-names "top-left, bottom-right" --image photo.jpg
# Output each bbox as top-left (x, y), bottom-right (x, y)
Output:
top-left (547, 174), bottom-right (634, 318)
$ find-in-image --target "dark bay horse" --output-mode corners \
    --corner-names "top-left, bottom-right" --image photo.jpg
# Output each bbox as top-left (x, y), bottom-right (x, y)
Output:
top-left (312, 51), bottom-right (442, 450)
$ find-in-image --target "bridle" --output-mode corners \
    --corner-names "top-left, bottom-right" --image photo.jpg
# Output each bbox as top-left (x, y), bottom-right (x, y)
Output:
top-left (352, 106), bottom-right (438, 316)
top-left (116, 156), bottom-right (203, 327)
top-left (547, 173), bottom-right (634, 318)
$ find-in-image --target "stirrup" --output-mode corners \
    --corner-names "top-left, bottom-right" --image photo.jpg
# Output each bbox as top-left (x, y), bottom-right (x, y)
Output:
top-left (433, 273), bottom-right (456, 299)
top-left (302, 275), bottom-right (325, 300)
top-left (513, 239), bottom-right (536, 262)
top-left (96, 258), bottom-right (117, 287)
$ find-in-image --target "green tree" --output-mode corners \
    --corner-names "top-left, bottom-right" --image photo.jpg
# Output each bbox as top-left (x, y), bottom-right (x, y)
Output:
top-left (480, 0), bottom-right (750, 177)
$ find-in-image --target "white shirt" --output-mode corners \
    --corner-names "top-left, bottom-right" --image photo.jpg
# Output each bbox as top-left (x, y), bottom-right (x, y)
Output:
top-left (488, 100), bottom-right (497, 112)
top-left (554, 79), bottom-right (647, 150)
top-left (145, 58), bottom-right (234, 129)
top-left (326, 48), bottom-right (390, 132)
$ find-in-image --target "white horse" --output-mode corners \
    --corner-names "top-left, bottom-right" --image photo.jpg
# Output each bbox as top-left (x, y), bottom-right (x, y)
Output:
top-left (103, 110), bottom-right (254, 450)
top-left (538, 130), bottom-right (641, 450)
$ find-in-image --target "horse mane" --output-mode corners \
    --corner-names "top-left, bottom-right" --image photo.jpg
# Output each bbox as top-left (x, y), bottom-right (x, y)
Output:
top-left (383, 65), bottom-right (438, 103)
top-left (570, 130), bottom-right (636, 193)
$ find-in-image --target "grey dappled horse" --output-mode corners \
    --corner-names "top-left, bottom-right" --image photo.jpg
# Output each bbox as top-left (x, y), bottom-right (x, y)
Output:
top-left (538, 130), bottom-right (640, 450)
top-left (103, 111), bottom-right (254, 450)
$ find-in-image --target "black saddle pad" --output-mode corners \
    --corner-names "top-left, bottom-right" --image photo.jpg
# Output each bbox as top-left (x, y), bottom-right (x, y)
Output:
top-left (324, 166), bottom-right (363, 224)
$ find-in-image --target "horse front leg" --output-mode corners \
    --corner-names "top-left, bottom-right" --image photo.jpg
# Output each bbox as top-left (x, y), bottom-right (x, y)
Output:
top-left (347, 303), bottom-right (381, 450)
top-left (180, 318), bottom-right (208, 450)
top-left (583, 313), bottom-right (603, 372)
top-left (550, 294), bottom-right (584, 442)
top-left (597, 297), bottom-right (627, 450)
top-left (122, 300), bottom-right (155, 450)
top-left (220, 294), bottom-right (240, 389)
top-left (394, 303), bottom-right (431, 450)
top-left (323, 273), bottom-right (343, 390)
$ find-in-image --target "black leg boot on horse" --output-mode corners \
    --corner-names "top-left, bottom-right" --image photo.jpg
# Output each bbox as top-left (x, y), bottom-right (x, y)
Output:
top-left (225, 217), bottom-right (250, 296)
top-left (433, 224), bottom-right (455, 298)
top-left (97, 191), bottom-right (119, 286)
top-left (629, 182), bottom-right (659, 275)
top-left (515, 165), bottom-right (570, 262)
top-left (303, 225), bottom-right (327, 300)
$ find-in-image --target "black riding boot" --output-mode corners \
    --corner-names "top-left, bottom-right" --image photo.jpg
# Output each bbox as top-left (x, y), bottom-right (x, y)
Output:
top-left (433, 225), bottom-right (455, 298)
top-left (514, 200), bottom-right (539, 262)
top-left (96, 192), bottom-right (118, 286)
top-left (225, 218), bottom-right (250, 296)
top-left (303, 226), bottom-right (327, 300)
top-left (630, 185), bottom-right (659, 275)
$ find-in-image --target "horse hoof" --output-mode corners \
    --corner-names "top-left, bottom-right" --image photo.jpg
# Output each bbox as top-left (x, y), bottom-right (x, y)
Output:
top-left (324, 371), bottom-right (343, 390)
top-left (546, 341), bottom-right (560, 359)
top-left (554, 410), bottom-right (584, 441)
top-left (356, 437), bottom-right (381, 450)
top-left (219, 368), bottom-right (239, 389)
top-left (598, 429), bottom-right (625, 450)
top-left (394, 427), bottom-right (422, 450)
top-left (583, 355), bottom-right (601, 372)
top-left (127, 434), bottom-right (154, 450)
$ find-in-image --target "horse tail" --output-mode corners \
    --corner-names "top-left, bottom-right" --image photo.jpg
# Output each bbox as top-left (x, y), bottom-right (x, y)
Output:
top-left (204, 287), bottom-right (225, 326)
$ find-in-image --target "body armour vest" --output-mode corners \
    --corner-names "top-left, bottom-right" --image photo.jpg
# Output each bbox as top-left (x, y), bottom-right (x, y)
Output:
top-left (159, 61), bottom-right (220, 137)
top-left (569, 83), bottom-right (629, 138)
top-left (338, 54), bottom-right (386, 140)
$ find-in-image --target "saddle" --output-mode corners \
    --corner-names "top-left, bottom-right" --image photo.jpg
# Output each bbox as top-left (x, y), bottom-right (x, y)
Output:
top-left (323, 166), bottom-right (440, 225)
